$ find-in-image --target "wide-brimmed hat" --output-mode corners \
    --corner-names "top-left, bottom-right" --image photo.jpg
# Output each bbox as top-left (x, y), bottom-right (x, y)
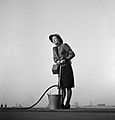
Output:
top-left (49, 34), bottom-right (63, 43)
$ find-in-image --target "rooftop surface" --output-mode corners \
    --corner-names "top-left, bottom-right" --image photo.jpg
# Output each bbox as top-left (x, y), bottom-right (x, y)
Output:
top-left (1, 108), bottom-right (115, 120)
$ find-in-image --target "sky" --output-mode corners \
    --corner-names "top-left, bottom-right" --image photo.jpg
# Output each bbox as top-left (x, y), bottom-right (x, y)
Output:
top-left (0, 0), bottom-right (115, 107)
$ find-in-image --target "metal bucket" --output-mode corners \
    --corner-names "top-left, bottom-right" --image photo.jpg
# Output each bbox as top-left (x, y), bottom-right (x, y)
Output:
top-left (47, 94), bottom-right (62, 109)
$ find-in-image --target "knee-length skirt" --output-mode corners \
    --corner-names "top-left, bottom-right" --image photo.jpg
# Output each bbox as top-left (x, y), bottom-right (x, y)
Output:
top-left (59, 64), bottom-right (75, 89)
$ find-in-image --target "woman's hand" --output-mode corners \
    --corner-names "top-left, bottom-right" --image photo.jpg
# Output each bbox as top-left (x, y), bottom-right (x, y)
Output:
top-left (56, 60), bottom-right (60, 64)
top-left (56, 59), bottom-right (66, 64)
top-left (60, 59), bottom-right (66, 64)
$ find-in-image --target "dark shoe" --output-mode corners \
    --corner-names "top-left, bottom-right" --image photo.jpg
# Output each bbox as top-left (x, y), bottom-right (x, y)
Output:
top-left (60, 104), bottom-right (65, 109)
top-left (64, 103), bottom-right (70, 109)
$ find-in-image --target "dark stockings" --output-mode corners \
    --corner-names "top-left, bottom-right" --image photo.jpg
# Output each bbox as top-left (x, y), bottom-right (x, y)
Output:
top-left (66, 88), bottom-right (72, 104)
top-left (61, 88), bottom-right (72, 105)
top-left (61, 88), bottom-right (66, 105)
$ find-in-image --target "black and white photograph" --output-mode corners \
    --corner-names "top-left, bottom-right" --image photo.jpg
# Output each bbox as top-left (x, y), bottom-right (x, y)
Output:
top-left (0, 0), bottom-right (115, 120)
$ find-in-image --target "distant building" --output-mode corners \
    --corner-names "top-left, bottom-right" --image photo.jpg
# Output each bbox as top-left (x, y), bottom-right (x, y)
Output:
top-left (97, 103), bottom-right (106, 106)
top-left (1, 104), bottom-right (3, 108)
top-left (90, 101), bottom-right (93, 106)
top-left (71, 102), bottom-right (80, 108)
top-left (4, 104), bottom-right (7, 108)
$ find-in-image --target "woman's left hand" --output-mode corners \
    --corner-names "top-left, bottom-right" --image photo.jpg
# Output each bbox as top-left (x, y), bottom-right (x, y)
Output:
top-left (60, 59), bottom-right (66, 64)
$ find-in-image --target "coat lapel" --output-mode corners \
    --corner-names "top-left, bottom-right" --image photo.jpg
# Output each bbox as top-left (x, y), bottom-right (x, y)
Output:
top-left (54, 47), bottom-right (59, 59)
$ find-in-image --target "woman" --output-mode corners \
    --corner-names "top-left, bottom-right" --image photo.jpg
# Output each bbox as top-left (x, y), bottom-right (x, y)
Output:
top-left (49, 34), bottom-right (75, 109)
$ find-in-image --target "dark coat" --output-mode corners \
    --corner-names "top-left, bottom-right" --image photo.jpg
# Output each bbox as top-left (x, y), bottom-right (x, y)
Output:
top-left (53, 43), bottom-right (75, 88)
top-left (53, 43), bottom-right (75, 64)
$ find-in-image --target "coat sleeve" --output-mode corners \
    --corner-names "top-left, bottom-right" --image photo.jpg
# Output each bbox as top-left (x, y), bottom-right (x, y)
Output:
top-left (53, 47), bottom-right (60, 63)
top-left (63, 43), bottom-right (75, 61)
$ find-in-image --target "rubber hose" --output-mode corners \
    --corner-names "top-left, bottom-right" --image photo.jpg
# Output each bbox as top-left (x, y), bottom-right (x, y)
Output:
top-left (23, 85), bottom-right (59, 109)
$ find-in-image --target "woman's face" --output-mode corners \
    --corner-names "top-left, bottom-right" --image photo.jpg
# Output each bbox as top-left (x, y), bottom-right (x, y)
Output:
top-left (52, 36), bottom-right (60, 45)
